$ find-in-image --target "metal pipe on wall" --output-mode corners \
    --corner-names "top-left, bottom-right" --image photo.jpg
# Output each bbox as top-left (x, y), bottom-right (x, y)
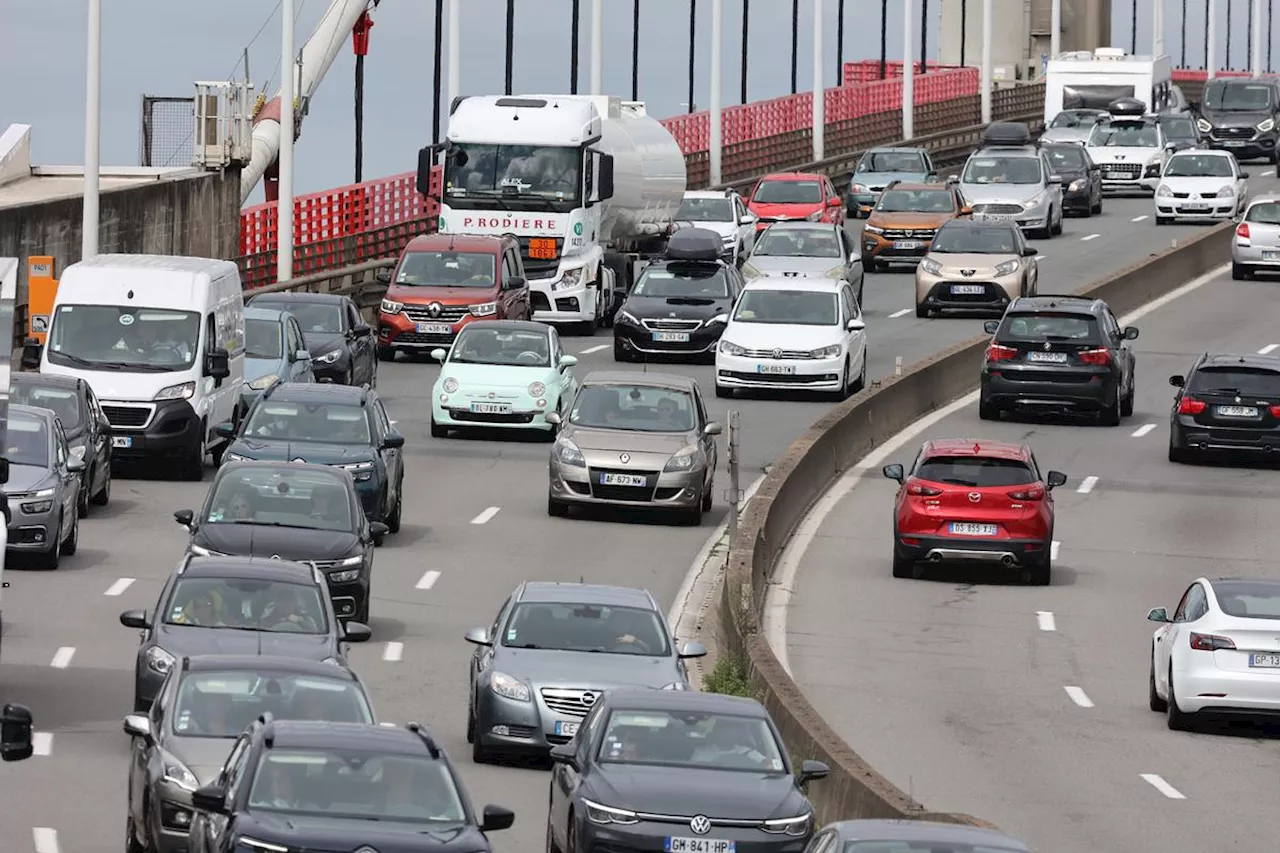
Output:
top-left (981, 0), bottom-right (993, 123)
top-left (504, 0), bottom-right (515, 95)
top-left (836, 0), bottom-right (845, 84)
top-left (920, 0), bottom-right (928, 75)
top-left (1253, 0), bottom-right (1264, 74)
top-left (631, 0), bottom-right (641, 100)
top-left (879, 0), bottom-right (888, 79)
top-left (570, 0), bottom-right (581, 93)
top-left (432, 0), bottom-right (444, 142)
top-left (813, 0), bottom-right (825, 162)
top-left (903, 0), bottom-right (915, 139)
top-left (960, 0), bottom-right (967, 67)
top-left (83, 0), bottom-right (102, 258)
top-left (790, 0), bottom-right (800, 93)
top-left (688, 0), bottom-right (697, 112)
top-left (709, 0), bottom-right (724, 185)
top-left (279, 0), bottom-right (296, 282)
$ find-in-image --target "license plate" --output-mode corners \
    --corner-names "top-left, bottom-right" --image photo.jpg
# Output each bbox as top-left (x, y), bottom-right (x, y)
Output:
top-left (1216, 405), bottom-right (1258, 417)
top-left (979, 213), bottom-right (1015, 221)
top-left (756, 364), bottom-right (796, 375)
top-left (1104, 171), bottom-right (1127, 179)
top-left (1250, 653), bottom-right (1280, 667)
top-left (949, 522), bottom-right (998, 536)
top-left (112, 436), bottom-right (133, 448)
top-left (950, 284), bottom-right (984, 295)
top-left (470, 402), bottom-right (512, 414)
top-left (893, 240), bottom-right (924, 250)
top-left (554, 720), bottom-right (579, 737)
top-left (416, 323), bottom-right (452, 334)
top-left (1182, 205), bottom-right (1209, 212)
top-left (600, 473), bottom-right (647, 487)
top-left (652, 332), bottom-right (691, 342)
top-left (1223, 140), bottom-right (1246, 147)
top-left (665, 838), bottom-right (735, 853)
top-left (1263, 251), bottom-right (1280, 261)
top-left (1027, 351), bottom-right (1068, 363)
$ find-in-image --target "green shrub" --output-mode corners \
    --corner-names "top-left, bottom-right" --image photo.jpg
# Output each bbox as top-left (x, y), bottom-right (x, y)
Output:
top-left (702, 654), bottom-right (752, 696)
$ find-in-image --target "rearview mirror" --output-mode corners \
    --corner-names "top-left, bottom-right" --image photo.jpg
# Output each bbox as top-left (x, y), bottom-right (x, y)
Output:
top-left (703, 422), bottom-right (723, 436)
top-left (295, 349), bottom-right (312, 361)
top-left (544, 412), bottom-right (562, 425)
top-left (1122, 326), bottom-right (1139, 340)
top-left (678, 641), bottom-right (707, 659)
top-left (191, 784), bottom-right (228, 814)
top-left (480, 804), bottom-right (515, 833)
top-left (1147, 607), bottom-right (1170, 623)
top-left (122, 714), bottom-right (152, 740)
top-left (375, 267), bottom-right (392, 284)
top-left (214, 421), bottom-right (236, 440)
top-left (0, 704), bottom-right (34, 762)
top-left (431, 348), bottom-right (448, 362)
top-left (1169, 374), bottom-right (1185, 388)
top-left (464, 627), bottom-right (492, 646)
top-left (882, 463), bottom-right (904, 483)
top-left (119, 609), bottom-right (149, 630)
top-left (983, 320), bottom-right (1000, 334)
top-left (173, 509), bottom-right (194, 527)
top-left (826, 196), bottom-right (841, 207)
top-left (1045, 470), bottom-right (1068, 490)
top-left (1021, 246), bottom-right (1038, 257)
top-left (549, 743), bottom-right (579, 768)
top-left (739, 215), bottom-right (754, 225)
top-left (558, 355), bottom-right (578, 368)
top-left (1165, 142), bottom-right (1177, 152)
top-left (960, 205), bottom-right (973, 215)
top-left (382, 433), bottom-right (405, 449)
top-left (342, 621), bottom-right (373, 643)
top-left (946, 175), bottom-right (960, 184)
top-left (847, 318), bottom-right (865, 331)
top-left (797, 759), bottom-right (830, 786)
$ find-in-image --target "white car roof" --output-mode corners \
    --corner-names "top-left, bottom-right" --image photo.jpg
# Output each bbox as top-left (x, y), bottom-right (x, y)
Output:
top-left (683, 190), bottom-right (737, 199)
top-left (742, 275), bottom-right (846, 292)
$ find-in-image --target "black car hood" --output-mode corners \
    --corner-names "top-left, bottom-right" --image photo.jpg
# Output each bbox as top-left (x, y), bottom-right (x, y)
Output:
top-left (167, 736), bottom-right (237, 785)
top-left (1055, 166), bottom-right (1088, 180)
top-left (1202, 108), bottom-right (1273, 128)
top-left (193, 524), bottom-right (359, 561)
top-left (228, 438), bottom-right (375, 466)
top-left (155, 623), bottom-right (333, 660)
top-left (241, 812), bottom-right (487, 853)
top-left (622, 294), bottom-right (732, 320)
top-left (303, 332), bottom-right (347, 356)
top-left (586, 764), bottom-right (803, 819)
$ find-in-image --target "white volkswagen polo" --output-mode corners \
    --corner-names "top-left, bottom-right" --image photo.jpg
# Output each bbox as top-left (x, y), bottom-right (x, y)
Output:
top-left (714, 276), bottom-right (867, 400)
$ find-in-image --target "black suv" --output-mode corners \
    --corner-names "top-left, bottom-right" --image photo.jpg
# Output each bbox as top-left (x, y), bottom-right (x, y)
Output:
top-left (980, 295), bottom-right (1139, 424)
top-left (186, 717), bottom-right (515, 853)
top-left (218, 381), bottom-right (405, 534)
top-left (613, 228), bottom-right (744, 363)
top-left (247, 291), bottom-right (378, 386)
top-left (1168, 352), bottom-right (1280, 463)
top-left (1193, 76), bottom-right (1280, 163)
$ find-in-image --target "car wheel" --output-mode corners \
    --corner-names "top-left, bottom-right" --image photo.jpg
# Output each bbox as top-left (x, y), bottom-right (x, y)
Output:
top-left (1155, 215), bottom-right (1172, 226)
top-left (35, 513), bottom-right (61, 570)
top-left (678, 503), bottom-right (703, 526)
top-left (377, 345), bottom-right (395, 362)
top-left (1121, 380), bottom-right (1135, 417)
top-left (546, 814), bottom-right (565, 853)
top-left (386, 481), bottom-right (403, 534)
top-left (91, 461), bottom-right (111, 506)
top-left (832, 358), bottom-right (852, 401)
top-left (1168, 434), bottom-right (1194, 464)
top-left (1099, 394), bottom-right (1122, 426)
top-left (891, 552), bottom-right (915, 579)
top-left (1232, 262), bottom-right (1251, 280)
top-left (180, 432), bottom-right (206, 481)
top-left (1166, 664), bottom-right (1195, 730)
top-left (915, 303), bottom-right (930, 318)
top-left (613, 339), bottom-right (631, 362)
top-left (715, 384), bottom-right (732, 398)
top-left (1022, 550), bottom-right (1051, 585)
top-left (430, 414), bottom-right (447, 438)
top-left (60, 506), bottom-right (79, 557)
top-left (1148, 651), bottom-right (1168, 712)
top-left (851, 353), bottom-right (867, 393)
top-left (701, 478), bottom-right (714, 512)
top-left (548, 495), bottom-right (569, 517)
top-left (567, 815), bottom-right (580, 853)
top-left (1091, 195), bottom-right (1103, 214)
top-left (466, 702), bottom-right (477, 744)
top-left (77, 479), bottom-right (90, 518)
top-left (978, 398), bottom-right (1000, 420)
top-left (1051, 207), bottom-right (1063, 235)
top-left (471, 722), bottom-right (491, 763)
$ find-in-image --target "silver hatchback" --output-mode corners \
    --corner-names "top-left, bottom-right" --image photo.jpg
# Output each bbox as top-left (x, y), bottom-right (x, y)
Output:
top-left (1232, 195), bottom-right (1280, 280)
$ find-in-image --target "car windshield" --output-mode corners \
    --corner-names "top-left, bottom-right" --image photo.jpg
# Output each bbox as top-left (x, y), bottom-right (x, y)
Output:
top-left (962, 157), bottom-right (1042, 185)
top-left (858, 151), bottom-right (926, 172)
top-left (1212, 580), bottom-right (1280, 619)
top-left (633, 266), bottom-right (730, 298)
top-left (163, 577), bottom-right (329, 634)
top-left (1204, 81), bottom-right (1275, 111)
top-left (569, 384), bottom-right (696, 432)
top-left (257, 301), bottom-right (343, 335)
top-left (599, 710), bottom-right (787, 774)
top-left (445, 142), bottom-right (582, 202)
top-left (998, 312), bottom-right (1102, 344)
top-left (171, 670), bottom-right (373, 738)
top-left (245, 318), bottom-right (283, 359)
top-left (677, 197), bottom-right (734, 222)
top-left (449, 327), bottom-right (551, 366)
top-left (205, 466), bottom-right (355, 531)
top-left (876, 189), bottom-right (955, 213)
top-left (1246, 201), bottom-right (1280, 223)
top-left (753, 180), bottom-right (823, 204)
top-left (244, 401), bottom-right (372, 445)
top-left (395, 250), bottom-right (497, 287)
top-left (1165, 155), bottom-right (1235, 177)
top-left (930, 226), bottom-right (1019, 254)
top-left (5, 414), bottom-right (49, 468)
top-left (915, 455), bottom-right (1036, 487)
top-left (1187, 366), bottom-right (1280, 395)
top-left (844, 844), bottom-right (1025, 853)
top-left (1049, 110), bottom-right (1103, 128)
top-left (1160, 117), bottom-right (1197, 139)
top-left (502, 602), bottom-right (670, 655)
top-left (10, 383), bottom-right (81, 430)
top-left (733, 289), bottom-right (839, 325)
top-left (248, 749), bottom-right (466, 823)
top-left (1046, 146), bottom-right (1088, 171)
top-left (1089, 123), bottom-right (1160, 147)
top-left (753, 229), bottom-right (843, 258)
top-left (46, 305), bottom-right (201, 372)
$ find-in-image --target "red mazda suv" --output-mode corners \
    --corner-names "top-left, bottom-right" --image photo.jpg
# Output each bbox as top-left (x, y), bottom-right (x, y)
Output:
top-left (882, 439), bottom-right (1067, 585)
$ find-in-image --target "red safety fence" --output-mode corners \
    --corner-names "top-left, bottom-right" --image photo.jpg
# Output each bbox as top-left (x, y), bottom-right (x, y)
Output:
top-left (1172, 68), bottom-right (1279, 81)
top-left (843, 59), bottom-right (969, 84)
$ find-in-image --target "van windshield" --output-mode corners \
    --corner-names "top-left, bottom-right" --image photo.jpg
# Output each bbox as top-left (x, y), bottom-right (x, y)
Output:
top-left (46, 305), bottom-right (202, 372)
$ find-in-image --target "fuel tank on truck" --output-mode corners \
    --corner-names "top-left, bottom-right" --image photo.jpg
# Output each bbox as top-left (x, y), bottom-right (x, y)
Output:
top-left (590, 98), bottom-right (688, 244)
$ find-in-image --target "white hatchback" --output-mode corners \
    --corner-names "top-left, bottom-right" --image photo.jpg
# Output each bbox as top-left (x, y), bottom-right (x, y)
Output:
top-left (714, 277), bottom-right (867, 400)
top-left (1154, 149), bottom-right (1250, 224)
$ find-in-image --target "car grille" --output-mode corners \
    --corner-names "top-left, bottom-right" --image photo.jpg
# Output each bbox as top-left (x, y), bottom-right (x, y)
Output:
top-left (640, 318), bottom-right (703, 331)
top-left (101, 404), bottom-right (154, 429)
top-left (1099, 163), bottom-right (1143, 178)
top-left (390, 330), bottom-right (455, 347)
top-left (448, 409), bottom-right (536, 424)
top-left (971, 203), bottom-right (1023, 215)
top-left (403, 304), bottom-right (468, 323)
top-left (738, 347), bottom-right (813, 359)
top-left (881, 228), bottom-right (937, 239)
top-left (1212, 127), bottom-right (1256, 140)
top-left (587, 468), bottom-right (658, 501)
top-left (517, 236), bottom-right (565, 280)
top-left (722, 370), bottom-right (838, 385)
top-left (541, 687), bottom-right (603, 718)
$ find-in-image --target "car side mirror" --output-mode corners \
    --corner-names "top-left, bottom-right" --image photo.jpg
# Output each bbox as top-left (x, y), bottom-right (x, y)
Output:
top-left (1187, 100), bottom-right (1200, 112)
top-left (1169, 374), bottom-right (1185, 388)
top-left (122, 713), bottom-right (153, 741)
top-left (464, 627), bottom-right (493, 646)
top-left (703, 422), bottom-right (723, 436)
top-left (946, 175), bottom-right (960, 184)
top-left (382, 433), bottom-right (405, 449)
top-left (431, 348), bottom-right (448, 362)
top-left (1147, 607), bottom-right (1171, 623)
top-left (1241, 171), bottom-right (1251, 179)
top-left (214, 421), bottom-right (236, 440)
top-left (342, 621), bottom-right (373, 643)
top-left (1048, 174), bottom-right (1064, 184)
top-left (20, 339), bottom-right (42, 371)
top-left (558, 355), bottom-right (578, 369)
top-left (204, 347), bottom-right (231, 380)
top-left (191, 784), bottom-right (228, 814)
top-left (1021, 246), bottom-right (1038, 257)
top-left (0, 704), bottom-right (34, 762)
top-left (1165, 142), bottom-right (1177, 152)
top-left (295, 349), bottom-right (312, 361)
top-left (174, 508), bottom-right (194, 528)
top-left (66, 456), bottom-right (85, 473)
top-left (846, 318), bottom-right (865, 331)
top-left (352, 324), bottom-right (373, 338)
top-left (983, 320), bottom-right (1000, 334)
top-left (882, 463), bottom-right (904, 483)
top-left (119, 609), bottom-right (150, 630)
top-left (480, 804), bottom-right (516, 833)
top-left (678, 640), bottom-right (708, 658)
top-left (369, 522), bottom-right (390, 538)
top-left (1122, 326), bottom-right (1139, 340)
top-left (505, 275), bottom-right (527, 290)
top-left (544, 412), bottom-right (562, 425)
top-left (549, 743), bottom-right (579, 768)
top-left (797, 759), bottom-right (830, 786)
top-left (739, 215), bottom-right (754, 225)
top-left (0, 457), bottom-right (9, 486)
top-left (375, 267), bottom-right (392, 284)
top-left (1045, 470), bottom-right (1068, 490)
top-left (960, 205), bottom-right (973, 215)
top-left (825, 196), bottom-right (841, 207)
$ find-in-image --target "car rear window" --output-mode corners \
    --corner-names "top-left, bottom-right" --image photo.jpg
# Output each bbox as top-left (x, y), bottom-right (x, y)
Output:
top-left (1245, 201), bottom-right (1280, 224)
top-left (915, 455), bottom-right (1036, 487)
top-left (1212, 580), bottom-right (1280, 619)
top-left (1187, 366), bottom-right (1280, 396)
top-left (997, 312), bottom-right (1102, 344)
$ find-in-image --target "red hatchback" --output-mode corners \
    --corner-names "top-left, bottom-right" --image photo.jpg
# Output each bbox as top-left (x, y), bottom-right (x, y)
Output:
top-left (746, 172), bottom-right (844, 232)
top-left (882, 439), bottom-right (1067, 585)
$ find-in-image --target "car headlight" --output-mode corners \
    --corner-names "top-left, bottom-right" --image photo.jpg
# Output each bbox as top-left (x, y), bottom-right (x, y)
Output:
top-left (224, 452), bottom-right (248, 463)
top-left (490, 671), bottom-right (531, 701)
top-left (339, 461), bottom-right (375, 482)
top-left (719, 340), bottom-right (746, 356)
top-left (1259, 118), bottom-right (1275, 133)
top-left (582, 799), bottom-right (639, 825)
top-left (850, 183), bottom-right (869, 194)
top-left (1068, 179), bottom-right (1085, 192)
top-left (762, 813), bottom-right (812, 836)
top-left (329, 569), bottom-right (361, 583)
top-left (810, 344), bottom-right (843, 359)
top-left (154, 382), bottom-right (195, 401)
top-left (1146, 153), bottom-right (1163, 166)
top-left (234, 838), bottom-right (290, 853)
top-left (21, 499), bottom-right (53, 514)
top-left (554, 267), bottom-right (584, 291)
top-left (553, 438), bottom-right (586, 467)
top-left (189, 544), bottom-right (228, 557)
top-left (706, 312), bottom-right (729, 325)
top-left (69, 444), bottom-right (87, 461)
top-left (469, 301), bottom-right (498, 317)
top-left (314, 349), bottom-right (341, 364)
top-left (617, 309), bottom-right (640, 324)
top-left (822, 265), bottom-right (850, 279)
top-left (247, 373), bottom-right (279, 390)
top-left (994, 260), bottom-right (1019, 276)
top-left (663, 444), bottom-right (703, 472)
top-left (863, 224), bottom-right (884, 234)
top-left (660, 681), bottom-right (690, 690)
top-left (806, 211), bottom-right (823, 221)
top-left (442, 377), bottom-right (459, 393)
top-left (145, 646), bottom-right (176, 675)
top-left (1197, 117), bottom-right (1213, 133)
top-left (1217, 185), bottom-right (1237, 197)
top-left (528, 381), bottom-right (546, 397)
top-left (1022, 196), bottom-right (1040, 209)
top-left (919, 257), bottom-right (942, 276)
top-left (380, 298), bottom-right (404, 315)
top-left (162, 756), bottom-right (199, 792)
top-left (1156, 184), bottom-right (1174, 197)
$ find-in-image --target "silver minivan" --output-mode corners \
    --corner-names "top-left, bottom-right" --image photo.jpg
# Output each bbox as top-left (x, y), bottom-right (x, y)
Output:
top-left (1232, 195), bottom-right (1280, 280)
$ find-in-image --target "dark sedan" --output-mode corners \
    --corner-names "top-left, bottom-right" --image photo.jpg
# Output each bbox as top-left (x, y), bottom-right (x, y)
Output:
top-left (1043, 142), bottom-right (1103, 216)
top-left (549, 688), bottom-right (829, 853)
top-left (10, 372), bottom-right (112, 515)
top-left (247, 292), bottom-right (377, 386)
top-left (806, 819), bottom-right (1032, 852)
top-left (119, 554), bottom-right (371, 712)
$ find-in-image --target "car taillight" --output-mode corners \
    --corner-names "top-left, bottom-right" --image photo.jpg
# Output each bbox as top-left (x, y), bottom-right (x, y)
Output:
top-left (1237, 222), bottom-right (1251, 239)
top-left (906, 481), bottom-right (943, 497)
top-left (1189, 632), bottom-right (1236, 651)
top-left (1177, 397), bottom-right (1207, 415)
top-left (1008, 486), bottom-right (1045, 500)
top-left (1271, 405), bottom-right (1280, 418)
top-left (986, 344), bottom-right (1017, 362)
top-left (1077, 348), bottom-right (1110, 366)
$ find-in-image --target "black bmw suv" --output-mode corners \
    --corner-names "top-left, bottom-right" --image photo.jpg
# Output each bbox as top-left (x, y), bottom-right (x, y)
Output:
top-left (980, 295), bottom-right (1139, 424)
top-left (1168, 352), bottom-right (1280, 463)
top-left (186, 717), bottom-right (515, 853)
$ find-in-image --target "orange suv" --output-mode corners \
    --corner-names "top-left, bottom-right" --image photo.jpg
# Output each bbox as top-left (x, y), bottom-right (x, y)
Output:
top-left (860, 181), bottom-right (969, 271)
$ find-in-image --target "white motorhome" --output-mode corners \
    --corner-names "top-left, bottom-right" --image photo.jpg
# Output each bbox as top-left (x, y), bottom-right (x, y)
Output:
top-left (1043, 48), bottom-right (1174, 122)
top-left (23, 255), bottom-right (245, 481)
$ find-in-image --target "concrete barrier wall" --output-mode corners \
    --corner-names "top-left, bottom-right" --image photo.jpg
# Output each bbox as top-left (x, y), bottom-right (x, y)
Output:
top-left (713, 221), bottom-right (1235, 829)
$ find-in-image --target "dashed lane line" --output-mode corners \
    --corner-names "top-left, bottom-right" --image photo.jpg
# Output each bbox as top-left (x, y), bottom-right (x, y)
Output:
top-left (32, 732), bottom-right (52, 756)
top-left (415, 570), bottom-right (441, 590)
top-left (382, 642), bottom-right (404, 663)
top-left (1051, 540), bottom-right (1061, 560)
top-left (470, 506), bottom-right (501, 525)
top-left (1265, 170), bottom-right (1276, 177)
top-left (1131, 215), bottom-right (1149, 222)
top-left (888, 308), bottom-right (911, 318)
top-left (1035, 254), bottom-right (1046, 260)
top-left (1076, 475), bottom-right (1098, 494)
top-left (1140, 773), bottom-right (1187, 799)
top-left (1081, 233), bottom-right (1100, 241)
top-left (50, 647), bottom-right (75, 669)
top-left (104, 577), bottom-right (135, 596)
top-left (1259, 344), bottom-right (1278, 355)
top-left (578, 344), bottom-right (608, 355)
top-left (1064, 686), bottom-right (1095, 708)
top-left (1131, 423), bottom-right (1157, 438)
top-left (1036, 611), bottom-right (1056, 631)
top-left (33, 828), bottom-right (59, 853)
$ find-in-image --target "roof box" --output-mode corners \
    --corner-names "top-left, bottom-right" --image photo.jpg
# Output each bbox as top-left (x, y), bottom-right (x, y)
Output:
top-left (665, 228), bottom-right (724, 262)
top-left (1108, 97), bottom-right (1147, 116)
top-left (981, 122), bottom-right (1032, 147)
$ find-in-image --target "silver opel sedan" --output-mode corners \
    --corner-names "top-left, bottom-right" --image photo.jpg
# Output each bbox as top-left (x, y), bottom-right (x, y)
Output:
top-left (545, 371), bottom-right (721, 525)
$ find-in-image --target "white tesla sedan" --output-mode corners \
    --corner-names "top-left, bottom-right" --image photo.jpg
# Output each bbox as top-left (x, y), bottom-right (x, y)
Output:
top-left (1148, 576), bottom-right (1280, 730)
top-left (1154, 149), bottom-right (1250, 224)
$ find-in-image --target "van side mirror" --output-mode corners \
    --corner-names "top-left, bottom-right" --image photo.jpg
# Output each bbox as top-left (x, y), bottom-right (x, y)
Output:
top-left (549, 743), bottom-right (579, 768)
top-left (375, 267), bottom-right (392, 284)
top-left (191, 784), bottom-right (228, 814)
top-left (0, 703), bottom-right (34, 762)
top-left (204, 348), bottom-right (230, 380)
top-left (882, 463), bottom-right (904, 483)
top-left (369, 522), bottom-right (390, 539)
top-left (416, 146), bottom-right (435, 196)
top-left (597, 153), bottom-right (615, 201)
top-left (797, 759), bottom-right (830, 786)
top-left (120, 609), bottom-right (150, 630)
top-left (122, 714), bottom-right (153, 741)
top-left (464, 627), bottom-right (493, 646)
top-left (678, 641), bottom-right (707, 658)
top-left (703, 422), bottom-right (723, 436)
top-left (20, 338), bottom-right (41, 371)
top-left (0, 458), bottom-right (9, 486)
top-left (1048, 174), bottom-right (1064, 185)
top-left (1169, 374), bottom-right (1185, 388)
top-left (382, 433), bottom-right (405, 449)
top-left (351, 323), bottom-right (373, 338)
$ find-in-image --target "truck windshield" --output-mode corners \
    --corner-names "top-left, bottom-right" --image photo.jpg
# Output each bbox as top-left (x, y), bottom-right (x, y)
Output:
top-left (46, 305), bottom-right (201, 372)
top-left (446, 143), bottom-right (581, 205)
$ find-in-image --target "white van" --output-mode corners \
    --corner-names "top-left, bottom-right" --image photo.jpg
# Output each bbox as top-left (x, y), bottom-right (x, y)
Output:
top-left (22, 255), bottom-right (246, 481)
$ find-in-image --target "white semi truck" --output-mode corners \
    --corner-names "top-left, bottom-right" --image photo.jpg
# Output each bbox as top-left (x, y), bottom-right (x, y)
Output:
top-left (416, 95), bottom-right (688, 333)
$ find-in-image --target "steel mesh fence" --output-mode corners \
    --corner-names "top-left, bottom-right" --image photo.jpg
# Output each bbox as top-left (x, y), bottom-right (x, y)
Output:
top-left (139, 95), bottom-right (195, 167)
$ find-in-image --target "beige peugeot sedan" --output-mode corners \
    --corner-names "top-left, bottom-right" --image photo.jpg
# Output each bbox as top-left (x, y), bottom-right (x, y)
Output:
top-left (914, 219), bottom-right (1039, 318)
top-left (545, 371), bottom-right (721, 525)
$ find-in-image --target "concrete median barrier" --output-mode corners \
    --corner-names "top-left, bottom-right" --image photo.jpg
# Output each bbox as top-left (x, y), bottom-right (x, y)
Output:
top-left (712, 219), bottom-right (1235, 829)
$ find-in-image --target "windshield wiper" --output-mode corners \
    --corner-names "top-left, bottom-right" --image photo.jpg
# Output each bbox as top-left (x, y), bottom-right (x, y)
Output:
top-left (52, 352), bottom-right (150, 371)
top-left (508, 192), bottom-right (557, 210)
top-left (222, 520), bottom-right (328, 531)
top-left (940, 477), bottom-right (978, 487)
top-left (450, 189), bottom-right (516, 211)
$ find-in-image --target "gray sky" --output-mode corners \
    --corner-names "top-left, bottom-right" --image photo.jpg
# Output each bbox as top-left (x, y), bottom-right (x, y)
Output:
top-left (0, 1), bottom-right (1261, 204)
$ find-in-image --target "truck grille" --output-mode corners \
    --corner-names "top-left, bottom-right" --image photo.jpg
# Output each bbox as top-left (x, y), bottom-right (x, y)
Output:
top-left (101, 404), bottom-right (154, 429)
top-left (541, 688), bottom-right (604, 718)
top-left (971, 203), bottom-right (1023, 215)
top-left (403, 304), bottom-right (468, 323)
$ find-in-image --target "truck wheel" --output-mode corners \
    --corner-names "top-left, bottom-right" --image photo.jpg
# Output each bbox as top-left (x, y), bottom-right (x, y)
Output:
top-left (180, 427), bottom-right (206, 481)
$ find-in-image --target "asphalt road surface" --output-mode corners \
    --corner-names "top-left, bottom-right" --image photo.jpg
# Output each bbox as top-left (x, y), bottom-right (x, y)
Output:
top-left (0, 184), bottom-right (1254, 853)
top-left (786, 213), bottom-right (1280, 849)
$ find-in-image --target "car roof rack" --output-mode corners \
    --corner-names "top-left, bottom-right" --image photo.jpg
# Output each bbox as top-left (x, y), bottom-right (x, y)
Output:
top-left (980, 121), bottom-right (1034, 148)
top-left (1107, 97), bottom-right (1148, 117)
top-left (405, 722), bottom-right (441, 758)
top-left (664, 228), bottom-right (725, 262)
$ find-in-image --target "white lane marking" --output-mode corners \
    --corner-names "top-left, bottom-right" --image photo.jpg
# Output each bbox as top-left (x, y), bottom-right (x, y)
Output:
top-left (578, 344), bottom-right (608, 354)
top-left (1081, 233), bottom-right (1100, 241)
top-left (1035, 254), bottom-right (1046, 260)
top-left (33, 828), bottom-right (59, 853)
top-left (888, 308), bottom-right (911, 318)
top-left (382, 642), bottom-right (404, 662)
top-left (1051, 540), bottom-right (1061, 560)
top-left (32, 732), bottom-right (53, 756)
top-left (1076, 475), bottom-right (1098, 494)
top-left (50, 647), bottom-right (75, 669)
top-left (1141, 773), bottom-right (1187, 799)
top-left (470, 506), bottom-right (501, 525)
top-left (1258, 344), bottom-right (1279, 355)
top-left (1064, 686), bottom-right (1095, 708)
top-left (762, 261), bottom-right (1231, 671)
top-left (1131, 423), bottom-right (1157, 438)
top-left (1131, 215), bottom-right (1149, 222)
top-left (1265, 170), bottom-right (1276, 177)
top-left (415, 570), bottom-right (441, 590)
top-left (104, 577), bottom-right (135, 596)
top-left (1036, 611), bottom-right (1056, 631)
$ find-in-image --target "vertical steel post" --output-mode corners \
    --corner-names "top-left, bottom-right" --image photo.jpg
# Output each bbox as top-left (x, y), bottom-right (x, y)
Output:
top-left (727, 410), bottom-right (741, 542)
top-left (278, 0), bottom-right (296, 283)
top-left (83, 0), bottom-right (102, 258)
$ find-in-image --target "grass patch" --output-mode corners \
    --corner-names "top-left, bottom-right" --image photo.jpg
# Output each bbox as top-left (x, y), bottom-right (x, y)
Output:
top-left (702, 653), bottom-right (752, 696)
